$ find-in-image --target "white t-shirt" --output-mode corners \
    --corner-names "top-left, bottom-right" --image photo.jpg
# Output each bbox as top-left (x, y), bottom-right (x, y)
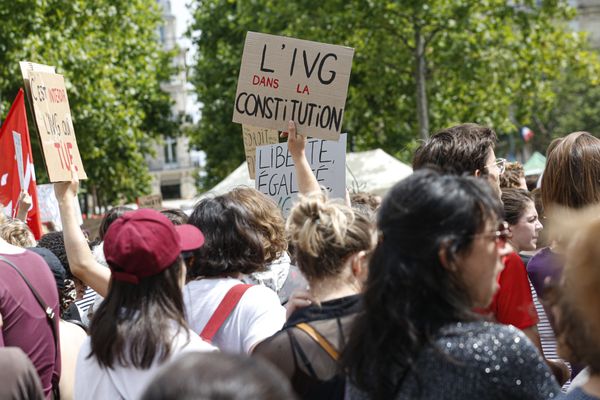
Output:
top-left (74, 327), bottom-right (215, 400)
top-left (184, 277), bottom-right (286, 354)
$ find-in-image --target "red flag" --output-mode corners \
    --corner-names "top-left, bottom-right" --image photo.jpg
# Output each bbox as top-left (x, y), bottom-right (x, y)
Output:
top-left (0, 89), bottom-right (43, 239)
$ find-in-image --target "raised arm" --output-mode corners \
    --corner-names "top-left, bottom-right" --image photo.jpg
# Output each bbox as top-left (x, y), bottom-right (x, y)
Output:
top-left (15, 191), bottom-right (32, 222)
top-left (54, 174), bottom-right (110, 297)
top-left (285, 120), bottom-right (320, 195)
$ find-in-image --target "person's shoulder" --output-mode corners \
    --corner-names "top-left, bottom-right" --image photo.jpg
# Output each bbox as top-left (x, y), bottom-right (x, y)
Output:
top-left (439, 321), bottom-right (534, 361)
top-left (181, 329), bottom-right (218, 353)
top-left (527, 247), bottom-right (554, 270)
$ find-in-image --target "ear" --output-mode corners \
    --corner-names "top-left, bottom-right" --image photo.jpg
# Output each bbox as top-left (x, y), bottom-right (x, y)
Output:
top-left (438, 241), bottom-right (457, 272)
top-left (474, 169), bottom-right (482, 177)
top-left (351, 251), bottom-right (369, 282)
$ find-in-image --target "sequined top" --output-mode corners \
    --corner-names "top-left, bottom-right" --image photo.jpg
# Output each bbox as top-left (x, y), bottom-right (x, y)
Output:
top-left (348, 321), bottom-right (561, 400)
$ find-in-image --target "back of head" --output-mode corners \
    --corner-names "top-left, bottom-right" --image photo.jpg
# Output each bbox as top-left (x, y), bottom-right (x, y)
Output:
top-left (287, 193), bottom-right (374, 282)
top-left (98, 206), bottom-right (133, 241)
top-left (350, 192), bottom-right (381, 212)
top-left (500, 161), bottom-right (525, 189)
top-left (226, 187), bottom-right (286, 263)
top-left (140, 352), bottom-right (297, 400)
top-left (160, 208), bottom-right (188, 225)
top-left (188, 195), bottom-right (266, 279)
top-left (0, 218), bottom-right (36, 248)
top-left (37, 231), bottom-right (72, 277)
top-left (344, 169), bottom-right (503, 398)
top-left (413, 123), bottom-right (497, 175)
top-left (542, 131), bottom-right (600, 210)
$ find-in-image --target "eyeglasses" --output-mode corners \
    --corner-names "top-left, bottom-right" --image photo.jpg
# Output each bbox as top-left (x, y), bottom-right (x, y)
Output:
top-left (485, 158), bottom-right (506, 175)
top-left (474, 221), bottom-right (511, 248)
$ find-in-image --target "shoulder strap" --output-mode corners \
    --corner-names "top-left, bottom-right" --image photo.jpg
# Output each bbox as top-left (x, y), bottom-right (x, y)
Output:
top-left (0, 255), bottom-right (61, 395)
top-left (200, 283), bottom-right (253, 343)
top-left (296, 322), bottom-right (340, 361)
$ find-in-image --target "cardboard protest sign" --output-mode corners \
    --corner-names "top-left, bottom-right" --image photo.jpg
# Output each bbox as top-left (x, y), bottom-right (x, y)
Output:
top-left (27, 71), bottom-right (87, 182)
top-left (137, 194), bottom-right (163, 210)
top-left (242, 125), bottom-right (279, 179)
top-left (255, 134), bottom-right (347, 214)
top-left (233, 32), bottom-right (354, 140)
top-left (19, 61), bottom-right (56, 107)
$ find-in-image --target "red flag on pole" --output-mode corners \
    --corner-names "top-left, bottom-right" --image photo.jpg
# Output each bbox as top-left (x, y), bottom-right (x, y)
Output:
top-left (0, 89), bottom-right (43, 239)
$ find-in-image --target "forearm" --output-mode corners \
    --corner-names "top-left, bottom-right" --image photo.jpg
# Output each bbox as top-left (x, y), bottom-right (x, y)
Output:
top-left (293, 154), bottom-right (321, 195)
top-left (57, 198), bottom-right (110, 297)
top-left (15, 207), bottom-right (28, 222)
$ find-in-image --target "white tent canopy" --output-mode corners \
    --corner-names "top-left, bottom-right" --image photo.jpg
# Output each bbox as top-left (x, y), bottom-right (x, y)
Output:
top-left (201, 148), bottom-right (412, 200)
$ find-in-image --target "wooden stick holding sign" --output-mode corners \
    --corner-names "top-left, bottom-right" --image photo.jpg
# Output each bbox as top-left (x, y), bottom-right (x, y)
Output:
top-left (233, 32), bottom-right (354, 140)
top-left (242, 125), bottom-right (279, 179)
top-left (27, 71), bottom-right (87, 182)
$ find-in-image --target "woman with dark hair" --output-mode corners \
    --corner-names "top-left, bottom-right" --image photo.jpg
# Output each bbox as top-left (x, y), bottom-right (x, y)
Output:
top-left (184, 194), bottom-right (286, 354)
top-left (343, 169), bottom-right (560, 399)
top-left (72, 207), bottom-right (215, 399)
top-left (253, 193), bottom-right (375, 399)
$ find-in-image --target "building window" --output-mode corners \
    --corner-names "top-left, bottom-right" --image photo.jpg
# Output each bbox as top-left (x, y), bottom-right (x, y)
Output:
top-left (164, 136), bottom-right (177, 165)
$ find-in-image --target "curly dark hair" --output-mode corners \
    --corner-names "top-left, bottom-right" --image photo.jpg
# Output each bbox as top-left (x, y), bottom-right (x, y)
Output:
top-left (187, 195), bottom-right (266, 279)
top-left (226, 187), bottom-right (286, 263)
top-left (342, 169), bottom-right (503, 399)
top-left (37, 231), bottom-right (72, 278)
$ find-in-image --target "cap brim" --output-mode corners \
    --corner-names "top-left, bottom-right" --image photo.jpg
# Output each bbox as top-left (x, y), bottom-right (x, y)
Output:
top-left (176, 224), bottom-right (205, 252)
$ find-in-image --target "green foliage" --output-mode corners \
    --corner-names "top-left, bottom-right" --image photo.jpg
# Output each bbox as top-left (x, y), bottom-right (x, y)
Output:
top-left (189, 0), bottom-right (600, 186)
top-left (0, 0), bottom-right (177, 208)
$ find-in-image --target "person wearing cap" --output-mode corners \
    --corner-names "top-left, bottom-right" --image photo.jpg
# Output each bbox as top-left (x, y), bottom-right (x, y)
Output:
top-left (72, 208), bottom-right (215, 400)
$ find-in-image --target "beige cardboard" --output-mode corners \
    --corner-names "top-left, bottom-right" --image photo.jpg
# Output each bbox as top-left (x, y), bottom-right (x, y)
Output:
top-left (137, 194), bottom-right (163, 210)
top-left (28, 71), bottom-right (87, 182)
top-left (242, 125), bottom-right (279, 179)
top-left (233, 32), bottom-right (354, 140)
top-left (19, 62), bottom-right (56, 103)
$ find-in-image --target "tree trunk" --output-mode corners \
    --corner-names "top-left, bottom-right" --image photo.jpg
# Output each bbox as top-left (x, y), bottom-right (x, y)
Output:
top-left (415, 27), bottom-right (430, 140)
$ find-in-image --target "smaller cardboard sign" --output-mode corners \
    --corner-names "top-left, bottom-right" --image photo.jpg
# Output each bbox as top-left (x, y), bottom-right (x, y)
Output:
top-left (255, 134), bottom-right (347, 215)
top-left (233, 32), bottom-right (354, 140)
top-left (137, 194), bottom-right (163, 210)
top-left (242, 125), bottom-right (279, 179)
top-left (27, 71), bottom-right (87, 182)
top-left (36, 183), bottom-right (83, 230)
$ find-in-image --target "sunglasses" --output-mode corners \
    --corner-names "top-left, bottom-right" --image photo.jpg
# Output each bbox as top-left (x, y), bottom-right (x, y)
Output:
top-left (475, 221), bottom-right (511, 248)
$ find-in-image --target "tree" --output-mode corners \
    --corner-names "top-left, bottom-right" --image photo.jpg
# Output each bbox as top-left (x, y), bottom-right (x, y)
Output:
top-left (0, 0), bottom-right (177, 209)
top-left (188, 0), bottom-right (599, 189)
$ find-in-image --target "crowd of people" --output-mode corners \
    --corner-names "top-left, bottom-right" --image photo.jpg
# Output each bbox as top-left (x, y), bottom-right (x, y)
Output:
top-left (1, 121), bottom-right (600, 400)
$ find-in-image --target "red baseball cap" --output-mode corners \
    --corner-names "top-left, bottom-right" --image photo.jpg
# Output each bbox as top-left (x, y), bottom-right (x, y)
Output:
top-left (103, 209), bottom-right (204, 284)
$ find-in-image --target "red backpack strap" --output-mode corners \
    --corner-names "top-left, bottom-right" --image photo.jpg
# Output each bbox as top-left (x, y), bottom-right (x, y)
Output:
top-left (200, 284), bottom-right (253, 343)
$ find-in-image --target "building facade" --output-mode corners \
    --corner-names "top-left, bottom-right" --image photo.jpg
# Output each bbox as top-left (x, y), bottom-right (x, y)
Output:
top-left (146, 0), bottom-right (199, 200)
top-left (573, 0), bottom-right (600, 48)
